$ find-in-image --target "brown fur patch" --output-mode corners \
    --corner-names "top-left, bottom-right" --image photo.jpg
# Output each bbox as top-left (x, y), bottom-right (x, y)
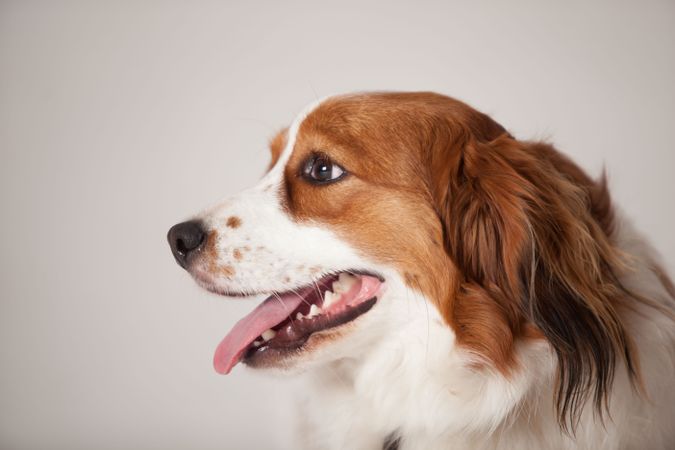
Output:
top-left (233, 248), bottom-right (243, 260)
top-left (203, 230), bottom-right (220, 265)
top-left (268, 127), bottom-right (289, 170)
top-left (431, 115), bottom-right (639, 429)
top-left (278, 92), bottom-right (645, 430)
top-left (201, 231), bottom-right (236, 278)
top-left (226, 216), bottom-right (242, 229)
top-left (218, 264), bottom-right (235, 277)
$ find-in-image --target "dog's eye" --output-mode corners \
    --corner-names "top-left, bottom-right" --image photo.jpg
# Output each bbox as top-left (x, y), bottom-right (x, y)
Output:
top-left (302, 155), bottom-right (346, 184)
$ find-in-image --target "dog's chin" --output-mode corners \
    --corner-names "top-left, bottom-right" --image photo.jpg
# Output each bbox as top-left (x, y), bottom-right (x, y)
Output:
top-left (187, 268), bottom-right (386, 375)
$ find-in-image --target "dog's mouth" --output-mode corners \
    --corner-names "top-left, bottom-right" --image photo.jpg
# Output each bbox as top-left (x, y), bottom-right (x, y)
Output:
top-left (213, 271), bottom-right (385, 374)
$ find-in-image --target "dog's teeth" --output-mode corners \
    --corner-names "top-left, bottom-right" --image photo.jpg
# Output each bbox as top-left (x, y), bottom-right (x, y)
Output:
top-left (323, 291), bottom-right (339, 309)
top-left (308, 304), bottom-right (322, 318)
top-left (262, 329), bottom-right (276, 341)
top-left (332, 281), bottom-right (344, 294)
top-left (296, 312), bottom-right (305, 320)
top-left (339, 272), bottom-right (357, 285)
top-left (253, 340), bottom-right (262, 347)
top-left (334, 273), bottom-right (357, 294)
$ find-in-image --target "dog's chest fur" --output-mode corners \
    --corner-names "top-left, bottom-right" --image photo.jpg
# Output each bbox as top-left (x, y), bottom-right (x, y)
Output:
top-left (296, 217), bottom-right (675, 450)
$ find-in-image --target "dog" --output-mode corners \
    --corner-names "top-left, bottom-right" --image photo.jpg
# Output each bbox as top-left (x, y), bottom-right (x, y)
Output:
top-left (168, 92), bottom-right (675, 449)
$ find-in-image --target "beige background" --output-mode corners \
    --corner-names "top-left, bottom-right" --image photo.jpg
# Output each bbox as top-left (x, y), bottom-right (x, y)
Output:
top-left (1, 1), bottom-right (674, 449)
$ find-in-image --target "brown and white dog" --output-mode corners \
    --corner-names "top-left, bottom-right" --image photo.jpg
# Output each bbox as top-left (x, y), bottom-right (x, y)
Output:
top-left (167, 92), bottom-right (675, 450)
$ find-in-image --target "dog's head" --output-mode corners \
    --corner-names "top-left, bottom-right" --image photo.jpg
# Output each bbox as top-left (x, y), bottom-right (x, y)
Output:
top-left (168, 92), bottom-right (637, 428)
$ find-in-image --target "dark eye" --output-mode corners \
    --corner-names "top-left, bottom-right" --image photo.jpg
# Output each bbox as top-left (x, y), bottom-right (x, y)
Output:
top-left (302, 154), bottom-right (346, 184)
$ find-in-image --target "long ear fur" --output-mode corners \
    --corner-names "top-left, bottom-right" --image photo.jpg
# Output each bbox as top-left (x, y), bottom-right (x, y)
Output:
top-left (432, 123), bottom-right (639, 430)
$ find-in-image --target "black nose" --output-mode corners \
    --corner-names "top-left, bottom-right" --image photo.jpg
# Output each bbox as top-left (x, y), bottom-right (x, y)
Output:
top-left (167, 220), bottom-right (206, 269)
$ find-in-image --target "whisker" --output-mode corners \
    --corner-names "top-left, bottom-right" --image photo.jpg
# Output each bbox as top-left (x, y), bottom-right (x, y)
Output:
top-left (312, 279), bottom-right (325, 305)
top-left (290, 286), bottom-right (312, 307)
top-left (272, 292), bottom-right (288, 311)
top-left (272, 291), bottom-right (299, 325)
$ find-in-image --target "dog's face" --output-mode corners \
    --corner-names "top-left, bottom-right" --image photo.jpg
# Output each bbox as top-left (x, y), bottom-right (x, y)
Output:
top-left (168, 92), bottom-right (637, 427)
top-left (168, 94), bottom-right (457, 375)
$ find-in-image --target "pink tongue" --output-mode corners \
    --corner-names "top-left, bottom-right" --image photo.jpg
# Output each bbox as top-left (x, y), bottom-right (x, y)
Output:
top-left (213, 275), bottom-right (383, 375)
top-left (213, 290), bottom-right (306, 375)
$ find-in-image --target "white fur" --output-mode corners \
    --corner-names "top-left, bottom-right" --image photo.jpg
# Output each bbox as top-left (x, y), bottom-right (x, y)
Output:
top-left (194, 100), bottom-right (675, 450)
top-left (295, 218), bottom-right (675, 450)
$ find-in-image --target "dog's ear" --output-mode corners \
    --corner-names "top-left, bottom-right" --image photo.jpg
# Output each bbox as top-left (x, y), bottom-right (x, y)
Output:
top-left (429, 118), bottom-right (638, 430)
top-left (267, 127), bottom-right (289, 171)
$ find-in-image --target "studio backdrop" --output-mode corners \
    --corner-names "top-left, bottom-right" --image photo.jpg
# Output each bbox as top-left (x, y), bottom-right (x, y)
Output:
top-left (1, 1), bottom-right (673, 449)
